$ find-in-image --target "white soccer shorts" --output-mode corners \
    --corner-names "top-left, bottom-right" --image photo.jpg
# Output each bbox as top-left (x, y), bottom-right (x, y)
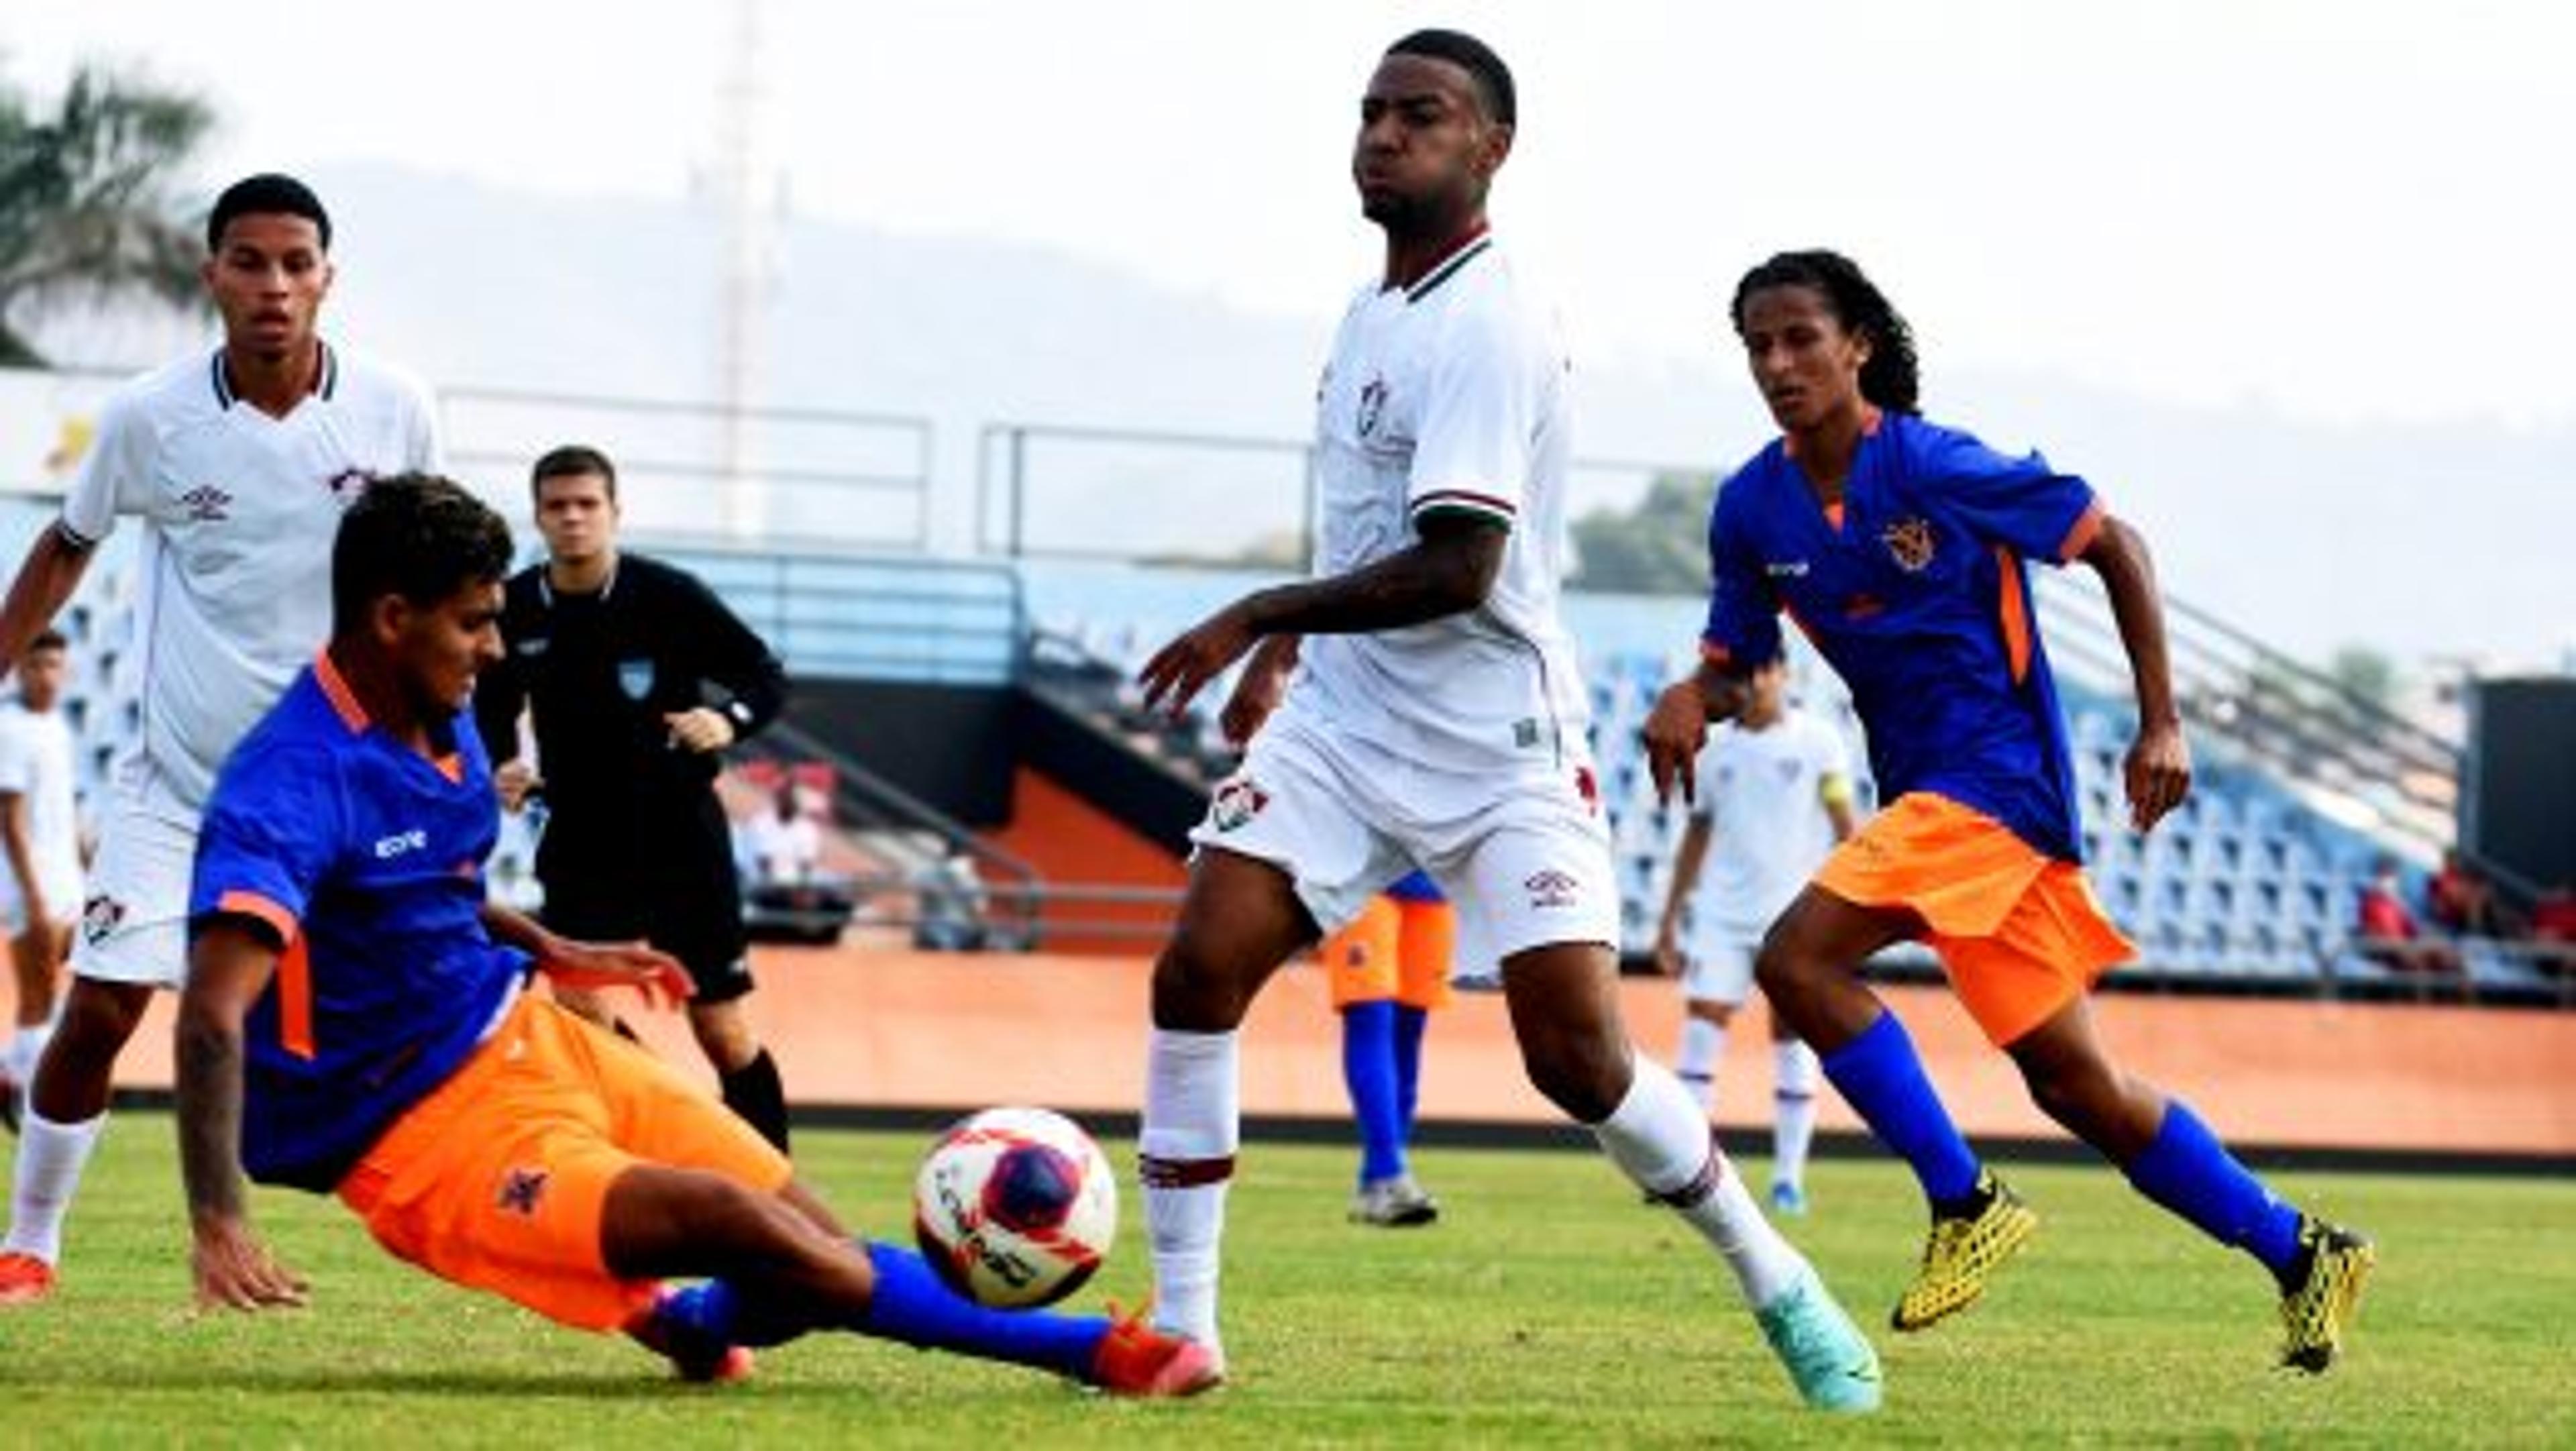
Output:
top-left (1189, 710), bottom-right (1619, 975)
top-left (72, 802), bottom-right (199, 989)
top-left (1680, 934), bottom-right (1760, 1008)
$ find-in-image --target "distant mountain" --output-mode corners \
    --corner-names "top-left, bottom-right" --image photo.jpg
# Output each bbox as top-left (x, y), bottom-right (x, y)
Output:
top-left (38, 162), bottom-right (2576, 669)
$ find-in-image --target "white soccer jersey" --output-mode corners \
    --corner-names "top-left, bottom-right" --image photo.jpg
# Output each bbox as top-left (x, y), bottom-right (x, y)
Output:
top-left (0, 700), bottom-right (83, 918)
top-left (61, 342), bottom-right (440, 820)
top-left (1286, 233), bottom-right (1589, 774)
top-left (1685, 707), bottom-right (1847, 941)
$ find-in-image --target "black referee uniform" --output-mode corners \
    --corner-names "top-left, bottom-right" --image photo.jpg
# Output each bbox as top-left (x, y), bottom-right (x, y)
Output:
top-left (472, 553), bottom-right (790, 1136)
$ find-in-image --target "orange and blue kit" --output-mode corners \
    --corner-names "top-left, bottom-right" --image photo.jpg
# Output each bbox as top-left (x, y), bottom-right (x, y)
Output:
top-left (1702, 409), bottom-right (2129, 1042)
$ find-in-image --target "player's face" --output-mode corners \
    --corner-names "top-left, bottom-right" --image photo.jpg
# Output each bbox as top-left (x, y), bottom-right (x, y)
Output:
top-left (534, 472), bottom-right (619, 566)
top-left (396, 579), bottom-right (508, 716)
top-left (15, 648), bottom-right (66, 713)
top-left (201, 213), bottom-right (333, 364)
top-left (1737, 284), bottom-right (1872, 435)
top-left (1353, 55), bottom-right (1507, 232)
top-left (1747, 659), bottom-right (1787, 718)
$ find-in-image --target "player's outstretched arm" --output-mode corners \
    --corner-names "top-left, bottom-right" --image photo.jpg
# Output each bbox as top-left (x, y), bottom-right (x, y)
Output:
top-left (1641, 661), bottom-right (1752, 806)
top-left (1138, 515), bottom-right (1503, 717)
top-left (0, 529), bottom-right (94, 692)
top-left (2078, 514), bottom-right (2191, 832)
top-left (484, 902), bottom-right (694, 1011)
top-left (176, 920), bottom-right (308, 1311)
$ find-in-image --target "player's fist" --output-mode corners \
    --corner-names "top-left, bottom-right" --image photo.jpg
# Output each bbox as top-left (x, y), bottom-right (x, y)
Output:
top-left (2124, 718), bottom-right (2192, 834)
top-left (664, 707), bottom-right (737, 755)
top-left (494, 760), bottom-right (539, 813)
top-left (1640, 681), bottom-right (1711, 806)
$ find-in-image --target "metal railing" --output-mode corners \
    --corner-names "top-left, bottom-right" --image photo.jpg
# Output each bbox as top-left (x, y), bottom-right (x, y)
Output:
top-left (656, 541), bottom-right (1027, 687)
top-left (442, 384), bottom-right (935, 551)
top-left (2032, 569), bottom-right (2461, 856)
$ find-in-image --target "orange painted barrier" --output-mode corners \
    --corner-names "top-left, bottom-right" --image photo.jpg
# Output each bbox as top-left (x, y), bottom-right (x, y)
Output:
top-left (104, 940), bottom-right (2576, 1159)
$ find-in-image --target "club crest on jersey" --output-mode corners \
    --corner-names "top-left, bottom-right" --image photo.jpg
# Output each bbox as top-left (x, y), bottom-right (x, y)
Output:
top-left (178, 484), bottom-right (233, 522)
top-left (1209, 777), bottom-right (1269, 833)
top-left (1880, 516), bottom-right (1937, 572)
top-left (322, 468), bottom-right (373, 503)
top-left (80, 894), bottom-right (126, 946)
top-left (1524, 869), bottom-right (1580, 910)
top-left (618, 658), bottom-right (655, 700)
top-left (496, 1167), bottom-right (549, 1216)
top-left (1356, 375), bottom-right (1389, 438)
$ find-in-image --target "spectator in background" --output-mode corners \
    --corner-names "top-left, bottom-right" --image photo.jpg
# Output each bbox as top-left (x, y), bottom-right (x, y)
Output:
top-left (745, 782), bottom-right (822, 886)
top-left (2532, 885), bottom-right (2576, 945)
top-left (2425, 849), bottom-right (2497, 938)
top-left (2356, 855), bottom-right (2458, 975)
top-left (0, 631), bottom-right (82, 1130)
top-left (911, 848), bottom-right (989, 953)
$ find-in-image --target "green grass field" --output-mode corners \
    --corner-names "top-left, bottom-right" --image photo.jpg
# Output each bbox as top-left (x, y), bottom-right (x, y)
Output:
top-left (3, 1117), bottom-right (2570, 1447)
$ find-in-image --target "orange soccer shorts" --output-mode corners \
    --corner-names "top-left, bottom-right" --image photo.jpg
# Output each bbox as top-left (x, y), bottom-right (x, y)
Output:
top-left (1813, 792), bottom-right (2134, 1047)
top-left (1322, 894), bottom-right (1457, 1012)
top-left (335, 992), bottom-right (794, 1331)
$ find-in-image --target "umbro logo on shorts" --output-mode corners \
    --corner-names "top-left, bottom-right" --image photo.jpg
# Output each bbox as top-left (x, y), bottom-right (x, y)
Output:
top-left (1524, 869), bottom-right (1580, 910)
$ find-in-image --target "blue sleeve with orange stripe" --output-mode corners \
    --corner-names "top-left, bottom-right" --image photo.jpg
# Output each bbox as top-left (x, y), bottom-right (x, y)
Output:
top-left (1909, 423), bottom-right (2102, 565)
top-left (1698, 471), bottom-right (1784, 667)
top-left (191, 743), bottom-right (347, 946)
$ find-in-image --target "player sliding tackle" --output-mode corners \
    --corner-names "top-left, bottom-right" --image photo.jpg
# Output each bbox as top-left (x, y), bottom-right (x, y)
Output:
top-left (1127, 30), bottom-right (1880, 1412)
top-left (174, 475), bottom-right (1216, 1398)
top-left (1641, 248), bottom-right (2372, 1372)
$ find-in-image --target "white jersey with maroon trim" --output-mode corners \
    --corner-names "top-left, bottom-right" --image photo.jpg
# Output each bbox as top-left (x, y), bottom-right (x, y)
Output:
top-left (60, 341), bottom-right (440, 820)
top-left (1287, 233), bottom-right (1587, 773)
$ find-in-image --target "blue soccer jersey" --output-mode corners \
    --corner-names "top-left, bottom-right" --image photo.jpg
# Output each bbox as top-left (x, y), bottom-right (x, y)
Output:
top-left (1700, 410), bottom-right (2102, 862)
top-left (190, 654), bottom-right (524, 1191)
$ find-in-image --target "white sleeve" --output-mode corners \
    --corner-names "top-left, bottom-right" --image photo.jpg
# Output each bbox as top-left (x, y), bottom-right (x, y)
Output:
top-left (58, 390), bottom-right (150, 547)
top-left (396, 369), bottom-right (443, 474)
top-left (1805, 716), bottom-right (1849, 780)
top-left (1405, 307), bottom-right (1542, 534)
top-left (1690, 736), bottom-right (1723, 826)
top-left (0, 721), bottom-right (29, 795)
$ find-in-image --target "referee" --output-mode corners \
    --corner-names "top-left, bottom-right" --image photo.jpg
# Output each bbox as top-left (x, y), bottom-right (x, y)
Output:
top-left (472, 444), bottom-right (792, 1150)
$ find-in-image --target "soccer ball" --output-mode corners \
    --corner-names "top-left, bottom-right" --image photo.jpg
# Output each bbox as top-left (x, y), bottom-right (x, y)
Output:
top-left (912, 1106), bottom-right (1117, 1309)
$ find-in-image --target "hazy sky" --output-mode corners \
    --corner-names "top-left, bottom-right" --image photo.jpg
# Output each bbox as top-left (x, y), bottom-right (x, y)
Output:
top-left (17, 0), bottom-right (2575, 430)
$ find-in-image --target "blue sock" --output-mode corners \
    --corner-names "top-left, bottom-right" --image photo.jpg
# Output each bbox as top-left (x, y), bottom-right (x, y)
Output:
top-left (1392, 1004), bottom-right (1430, 1141)
top-left (660, 1241), bottom-right (1114, 1379)
top-left (1820, 1010), bottom-right (1982, 1206)
top-left (1342, 1000), bottom-right (1406, 1185)
top-left (855, 1241), bottom-right (1111, 1377)
top-left (2123, 1100), bottom-right (2304, 1281)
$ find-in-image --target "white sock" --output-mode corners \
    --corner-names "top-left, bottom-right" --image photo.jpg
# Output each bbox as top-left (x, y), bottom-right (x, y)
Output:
top-left (1675, 1014), bottom-right (1727, 1114)
top-left (5, 1108), bottom-right (105, 1264)
top-left (1590, 1056), bottom-right (1807, 1308)
top-left (8, 1024), bottom-right (53, 1088)
top-left (1139, 1028), bottom-right (1238, 1351)
top-left (1773, 1039), bottom-right (1820, 1195)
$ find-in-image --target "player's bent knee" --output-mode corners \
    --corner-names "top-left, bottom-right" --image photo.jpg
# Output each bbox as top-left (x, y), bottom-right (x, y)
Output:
top-left (601, 1165), bottom-right (804, 1279)
top-left (1149, 938), bottom-right (1263, 1030)
top-left (1517, 1030), bottom-right (1628, 1122)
